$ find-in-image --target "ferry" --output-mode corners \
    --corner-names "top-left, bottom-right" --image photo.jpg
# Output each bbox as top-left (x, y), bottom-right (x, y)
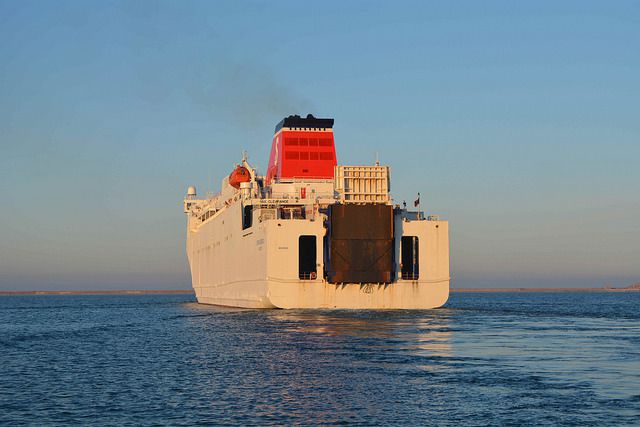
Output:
top-left (183, 115), bottom-right (450, 308)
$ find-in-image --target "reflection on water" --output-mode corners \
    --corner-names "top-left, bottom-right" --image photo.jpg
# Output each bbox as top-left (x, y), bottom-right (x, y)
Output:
top-left (1, 293), bottom-right (639, 425)
top-left (268, 310), bottom-right (454, 378)
top-left (270, 310), bottom-right (453, 360)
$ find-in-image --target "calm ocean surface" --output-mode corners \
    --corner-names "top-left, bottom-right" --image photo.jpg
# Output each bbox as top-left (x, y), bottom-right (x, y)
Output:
top-left (1, 292), bottom-right (639, 425)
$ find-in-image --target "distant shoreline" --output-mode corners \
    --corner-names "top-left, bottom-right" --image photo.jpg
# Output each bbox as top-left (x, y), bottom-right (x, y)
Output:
top-left (0, 290), bottom-right (195, 296)
top-left (0, 287), bottom-right (638, 296)
top-left (451, 287), bottom-right (640, 293)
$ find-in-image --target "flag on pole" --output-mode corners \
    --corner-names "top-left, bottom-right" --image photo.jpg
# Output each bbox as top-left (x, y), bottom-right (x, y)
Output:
top-left (414, 193), bottom-right (420, 207)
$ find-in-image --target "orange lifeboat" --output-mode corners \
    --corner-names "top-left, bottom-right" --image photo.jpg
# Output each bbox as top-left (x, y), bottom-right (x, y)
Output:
top-left (229, 166), bottom-right (250, 189)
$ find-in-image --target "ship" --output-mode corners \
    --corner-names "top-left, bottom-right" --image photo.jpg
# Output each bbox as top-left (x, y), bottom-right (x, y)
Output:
top-left (183, 115), bottom-right (450, 309)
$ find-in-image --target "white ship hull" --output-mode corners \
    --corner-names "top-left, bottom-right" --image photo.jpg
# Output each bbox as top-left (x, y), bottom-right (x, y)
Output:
top-left (186, 197), bottom-right (450, 309)
top-left (194, 280), bottom-right (449, 309)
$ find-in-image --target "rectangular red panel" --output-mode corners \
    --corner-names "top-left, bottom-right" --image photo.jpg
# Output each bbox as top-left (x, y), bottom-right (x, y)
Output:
top-left (267, 129), bottom-right (336, 182)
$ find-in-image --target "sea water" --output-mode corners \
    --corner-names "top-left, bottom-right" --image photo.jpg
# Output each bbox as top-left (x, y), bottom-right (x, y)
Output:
top-left (1, 292), bottom-right (639, 425)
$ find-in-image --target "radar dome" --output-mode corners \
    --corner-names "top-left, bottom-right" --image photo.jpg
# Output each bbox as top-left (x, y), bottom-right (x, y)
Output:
top-left (187, 186), bottom-right (197, 197)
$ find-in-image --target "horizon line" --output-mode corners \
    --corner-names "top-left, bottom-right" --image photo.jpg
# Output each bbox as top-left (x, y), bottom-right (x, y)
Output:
top-left (1, 287), bottom-right (639, 296)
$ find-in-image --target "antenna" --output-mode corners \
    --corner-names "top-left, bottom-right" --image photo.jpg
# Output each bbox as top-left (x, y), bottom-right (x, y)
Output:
top-left (375, 152), bottom-right (380, 166)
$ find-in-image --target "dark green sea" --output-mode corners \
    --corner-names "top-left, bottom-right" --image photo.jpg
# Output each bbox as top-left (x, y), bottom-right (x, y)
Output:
top-left (1, 292), bottom-right (639, 425)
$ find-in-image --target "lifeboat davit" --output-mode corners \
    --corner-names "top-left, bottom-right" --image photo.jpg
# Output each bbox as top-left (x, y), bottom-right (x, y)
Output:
top-left (229, 166), bottom-right (250, 189)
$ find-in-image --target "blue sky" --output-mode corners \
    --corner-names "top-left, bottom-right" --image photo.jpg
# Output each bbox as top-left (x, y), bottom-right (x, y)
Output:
top-left (1, 0), bottom-right (639, 290)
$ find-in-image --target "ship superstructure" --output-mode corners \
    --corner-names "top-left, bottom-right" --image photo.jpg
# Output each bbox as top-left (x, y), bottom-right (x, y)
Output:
top-left (184, 115), bottom-right (449, 308)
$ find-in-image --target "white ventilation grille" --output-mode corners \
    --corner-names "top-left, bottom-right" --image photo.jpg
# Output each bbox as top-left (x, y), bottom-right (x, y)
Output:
top-left (334, 165), bottom-right (390, 203)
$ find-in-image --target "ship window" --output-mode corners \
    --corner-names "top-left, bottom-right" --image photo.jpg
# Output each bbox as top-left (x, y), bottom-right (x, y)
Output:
top-left (243, 205), bottom-right (253, 229)
top-left (308, 138), bottom-right (318, 146)
top-left (279, 207), bottom-right (305, 220)
top-left (319, 152), bottom-right (333, 160)
top-left (285, 151), bottom-right (299, 160)
top-left (401, 236), bottom-right (419, 280)
top-left (310, 152), bottom-right (319, 160)
top-left (299, 235), bottom-right (317, 280)
top-left (299, 138), bottom-right (308, 147)
top-left (319, 138), bottom-right (332, 146)
top-left (285, 138), bottom-right (299, 146)
top-left (299, 152), bottom-right (309, 160)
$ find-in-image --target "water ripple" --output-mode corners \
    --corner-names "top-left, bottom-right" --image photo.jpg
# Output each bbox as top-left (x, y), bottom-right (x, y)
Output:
top-left (0, 292), bottom-right (639, 425)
